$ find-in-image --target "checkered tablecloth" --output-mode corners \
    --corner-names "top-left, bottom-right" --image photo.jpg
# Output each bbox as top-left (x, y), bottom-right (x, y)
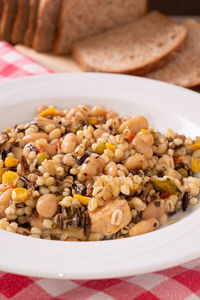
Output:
top-left (0, 41), bottom-right (200, 300)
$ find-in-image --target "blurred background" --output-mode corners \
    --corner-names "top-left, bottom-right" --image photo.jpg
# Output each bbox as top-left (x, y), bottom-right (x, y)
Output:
top-left (149, 0), bottom-right (200, 15)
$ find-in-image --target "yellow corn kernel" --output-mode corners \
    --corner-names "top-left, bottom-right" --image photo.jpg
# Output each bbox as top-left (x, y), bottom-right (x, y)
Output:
top-left (73, 194), bottom-right (91, 205)
top-left (0, 220), bottom-right (9, 230)
top-left (131, 184), bottom-right (139, 191)
top-left (106, 143), bottom-right (116, 152)
top-left (5, 157), bottom-right (18, 168)
top-left (39, 107), bottom-right (56, 117)
top-left (2, 171), bottom-right (19, 186)
top-left (141, 129), bottom-right (149, 134)
top-left (88, 117), bottom-right (98, 126)
top-left (12, 188), bottom-right (29, 202)
top-left (191, 157), bottom-right (200, 173)
top-left (189, 142), bottom-right (200, 152)
top-left (36, 153), bottom-right (50, 165)
top-left (94, 142), bottom-right (106, 155)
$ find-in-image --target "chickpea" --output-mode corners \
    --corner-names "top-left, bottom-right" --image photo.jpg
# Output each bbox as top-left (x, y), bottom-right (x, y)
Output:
top-left (142, 200), bottom-right (167, 221)
top-left (80, 156), bottom-right (105, 178)
top-left (43, 144), bottom-right (57, 156)
top-left (104, 162), bottom-right (118, 177)
top-left (0, 188), bottom-right (13, 218)
top-left (129, 218), bottom-right (159, 237)
top-left (133, 136), bottom-right (153, 159)
top-left (124, 153), bottom-right (145, 170)
top-left (37, 105), bottom-right (48, 114)
top-left (36, 194), bottom-right (58, 218)
top-left (49, 128), bottom-right (62, 142)
top-left (94, 128), bottom-right (104, 140)
top-left (118, 116), bottom-right (148, 134)
top-left (91, 106), bottom-right (106, 117)
top-left (61, 133), bottom-right (77, 154)
top-left (23, 132), bottom-right (48, 144)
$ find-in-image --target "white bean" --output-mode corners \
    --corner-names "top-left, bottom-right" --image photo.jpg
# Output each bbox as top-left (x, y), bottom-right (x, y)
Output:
top-left (129, 218), bottom-right (159, 237)
top-left (124, 153), bottom-right (145, 170)
top-left (23, 132), bottom-right (48, 144)
top-left (61, 133), bottom-right (77, 154)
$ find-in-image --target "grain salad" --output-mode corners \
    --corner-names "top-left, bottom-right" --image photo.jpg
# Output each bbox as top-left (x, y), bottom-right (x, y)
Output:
top-left (0, 104), bottom-right (199, 241)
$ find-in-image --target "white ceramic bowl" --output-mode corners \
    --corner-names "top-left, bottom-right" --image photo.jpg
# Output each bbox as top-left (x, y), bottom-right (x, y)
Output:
top-left (0, 73), bottom-right (200, 280)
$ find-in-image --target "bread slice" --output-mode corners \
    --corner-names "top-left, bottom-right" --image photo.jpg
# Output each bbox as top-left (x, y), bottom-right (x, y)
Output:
top-left (33, 0), bottom-right (61, 52)
top-left (147, 19), bottom-right (200, 88)
top-left (11, 0), bottom-right (29, 44)
top-left (0, 0), bottom-right (3, 21)
top-left (54, 0), bottom-right (147, 55)
top-left (71, 11), bottom-right (187, 75)
top-left (0, 0), bottom-right (17, 42)
top-left (24, 0), bottom-right (39, 47)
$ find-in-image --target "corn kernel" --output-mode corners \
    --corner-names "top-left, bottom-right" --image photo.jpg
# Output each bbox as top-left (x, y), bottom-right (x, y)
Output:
top-left (73, 194), bottom-right (91, 205)
top-left (5, 157), bottom-right (18, 168)
top-left (191, 157), bottom-right (200, 173)
top-left (131, 184), bottom-right (139, 191)
top-left (2, 171), bottom-right (19, 186)
top-left (106, 143), bottom-right (116, 152)
top-left (36, 153), bottom-right (50, 165)
top-left (141, 129), bottom-right (149, 134)
top-left (93, 142), bottom-right (105, 154)
top-left (12, 188), bottom-right (29, 202)
top-left (0, 220), bottom-right (9, 230)
top-left (39, 107), bottom-right (56, 117)
top-left (88, 117), bottom-right (98, 125)
top-left (189, 142), bottom-right (200, 152)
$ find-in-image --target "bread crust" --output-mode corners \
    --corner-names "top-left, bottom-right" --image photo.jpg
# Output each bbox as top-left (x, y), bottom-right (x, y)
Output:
top-left (11, 0), bottom-right (29, 44)
top-left (33, 0), bottom-right (61, 52)
top-left (24, 0), bottom-right (39, 47)
top-left (0, 0), bottom-right (17, 42)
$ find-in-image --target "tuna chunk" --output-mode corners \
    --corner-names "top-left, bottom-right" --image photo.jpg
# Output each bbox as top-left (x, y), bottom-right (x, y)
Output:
top-left (89, 199), bottom-right (131, 236)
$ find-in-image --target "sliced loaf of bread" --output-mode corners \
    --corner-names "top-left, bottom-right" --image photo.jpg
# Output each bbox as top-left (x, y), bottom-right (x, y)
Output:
top-left (33, 0), bottom-right (61, 52)
top-left (0, 0), bottom-right (17, 42)
top-left (24, 0), bottom-right (39, 47)
top-left (54, 0), bottom-right (147, 55)
top-left (72, 11), bottom-right (187, 75)
top-left (147, 19), bottom-right (200, 88)
top-left (11, 0), bottom-right (29, 44)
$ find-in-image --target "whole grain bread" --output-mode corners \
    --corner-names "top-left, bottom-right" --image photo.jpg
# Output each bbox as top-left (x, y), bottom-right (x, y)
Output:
top-left (54, 0), bottom-right (147, 55)
top-left (72, 11), bottom-right (187, 75)
top-left (0, 0), bottom-right (17, 42)
top-left (147, 19), bottom-right (200, 88)
top-left (24, 0), bottom-right (39, 47)
top-left (0, 0), bottom-right (3, 22)
top-left (33, 0), bottom-right (61, 52)
top-left (11, 0), bottom-right (29, 44)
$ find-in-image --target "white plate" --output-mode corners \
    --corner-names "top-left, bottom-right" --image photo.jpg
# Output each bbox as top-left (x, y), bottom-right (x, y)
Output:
top-left (0, 73), bottom-right (200, 280)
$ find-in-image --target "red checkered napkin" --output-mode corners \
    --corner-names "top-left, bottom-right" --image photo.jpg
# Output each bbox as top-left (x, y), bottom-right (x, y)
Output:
top-left (0, 41), bottom-right (53, 80)
top-left (0, 41), bottom-right (200, 300)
